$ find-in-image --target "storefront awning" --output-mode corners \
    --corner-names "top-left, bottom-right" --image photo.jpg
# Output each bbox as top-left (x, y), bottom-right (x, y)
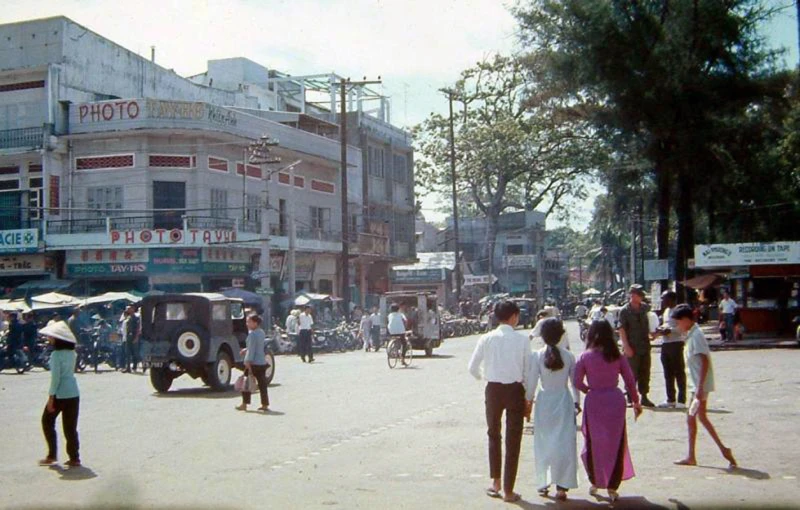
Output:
top-left (682, 274), bottom-right (724, 290)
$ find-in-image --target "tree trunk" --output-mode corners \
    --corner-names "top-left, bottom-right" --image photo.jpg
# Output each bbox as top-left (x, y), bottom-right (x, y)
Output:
top-left (675, 169), bottom-right (695, 304)
top-left (655, 155), bottom-right (672, 289)
top-left (483, 210), bottom-right (500, 290)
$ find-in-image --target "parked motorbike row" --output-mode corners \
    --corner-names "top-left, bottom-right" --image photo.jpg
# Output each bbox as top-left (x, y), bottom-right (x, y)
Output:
top-left (441, 317), bottom-right (485, 339)
top-left (270, 321), bottom-right (363, 355)
top-left (0, 335), bottom-right (51, 374)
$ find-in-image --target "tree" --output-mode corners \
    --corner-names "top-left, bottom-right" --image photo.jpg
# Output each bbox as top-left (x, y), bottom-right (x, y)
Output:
top-left (515, 0), bottom-right (782, 285)
top-left (414, 55), bottom-right (603, 276)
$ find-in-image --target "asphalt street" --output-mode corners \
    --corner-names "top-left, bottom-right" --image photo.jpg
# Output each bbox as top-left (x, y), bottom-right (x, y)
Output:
top-left (1, 321), bottom-right (799, 509)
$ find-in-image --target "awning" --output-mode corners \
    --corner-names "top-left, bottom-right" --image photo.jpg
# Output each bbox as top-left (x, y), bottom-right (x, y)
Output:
top-left (682, 273), bottom-right (724, 290)
top-left (82, 292), bottom-right (142, 306)
top-left (30, 292), bottom-right (82, 309)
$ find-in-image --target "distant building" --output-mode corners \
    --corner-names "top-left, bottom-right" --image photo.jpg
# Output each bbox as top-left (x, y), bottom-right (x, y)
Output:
top-left (415, 216), bottom-right (441, 253)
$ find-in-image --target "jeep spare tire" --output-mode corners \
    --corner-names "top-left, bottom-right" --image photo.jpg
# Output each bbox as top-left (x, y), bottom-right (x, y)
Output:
top-left (207, 350), bottom-right (232, 391)
top-left (174, 326), bottom-right (207, 365)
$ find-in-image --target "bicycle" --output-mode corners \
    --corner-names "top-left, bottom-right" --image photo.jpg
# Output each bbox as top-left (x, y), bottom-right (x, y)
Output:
top-left (386, 333), bottom-right (413, 369)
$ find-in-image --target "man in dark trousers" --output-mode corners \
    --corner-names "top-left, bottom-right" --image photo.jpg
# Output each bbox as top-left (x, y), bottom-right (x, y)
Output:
top-left (123, 305), bottom-right (141, 372)
top-left (618, 284), bottom-right (655, 407)
top-left (654, 290), bottom-right (687, 409)
top-left (468, 300), bottom-right (530, 503)
top-left (297, 306), bottom-right (314, 363)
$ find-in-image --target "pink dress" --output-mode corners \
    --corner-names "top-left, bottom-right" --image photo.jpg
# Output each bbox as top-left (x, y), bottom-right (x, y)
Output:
top-left (574, 350), bottom-right (639, 489)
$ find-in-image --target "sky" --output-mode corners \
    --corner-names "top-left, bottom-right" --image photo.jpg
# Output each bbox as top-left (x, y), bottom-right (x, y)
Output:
top-left (5, 0), bottom-right (799, 229)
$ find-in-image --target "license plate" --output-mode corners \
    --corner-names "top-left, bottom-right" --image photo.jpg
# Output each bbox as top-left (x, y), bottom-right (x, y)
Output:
top-left (144, 359), bottom-right (164, 368)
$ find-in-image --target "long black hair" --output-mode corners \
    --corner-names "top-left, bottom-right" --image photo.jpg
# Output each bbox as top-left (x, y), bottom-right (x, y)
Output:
top-left (587, 320), bottom-right (620, 362)
top-left (540, 318), bottom-right (565, 371)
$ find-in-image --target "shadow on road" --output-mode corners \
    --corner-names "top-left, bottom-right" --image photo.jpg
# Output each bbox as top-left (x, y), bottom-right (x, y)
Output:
top-left (153, 388), bottom-right (240, 399)
top-left (696, 464), bottom-right (771, 480)
top-left (244, 409), bottom-right (286, 416)
top-left (48, 464), bottom-right (98, 481)
top-left (511, 494), bottom-right (667, 509)
top-left (422, 354), bottom-right (455, 360)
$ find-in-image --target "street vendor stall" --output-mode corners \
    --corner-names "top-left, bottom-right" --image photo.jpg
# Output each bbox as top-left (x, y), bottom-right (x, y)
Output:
top-left (694, 241), bottom-right (800, 335)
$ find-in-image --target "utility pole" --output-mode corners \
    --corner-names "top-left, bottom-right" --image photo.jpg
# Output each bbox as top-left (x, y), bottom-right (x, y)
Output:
top-left (335, 77), bottom-right (381, 320)
top-left (282, 160), bottom-right (303, 298)
top-left (441, 89), bottom-right (462, 302)
top-left (248, 136), bottom-right (280, 328)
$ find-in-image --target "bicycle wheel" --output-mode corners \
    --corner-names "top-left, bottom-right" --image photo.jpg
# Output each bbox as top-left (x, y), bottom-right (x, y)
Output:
top-left (402, 341), bottom-right (413, 367)
top-left (387, 339), bottom-right (400, 369)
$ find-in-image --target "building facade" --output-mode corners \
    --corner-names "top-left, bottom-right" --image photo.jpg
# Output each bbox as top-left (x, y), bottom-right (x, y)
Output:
top-left (0, 16), bottom-right (411, 308)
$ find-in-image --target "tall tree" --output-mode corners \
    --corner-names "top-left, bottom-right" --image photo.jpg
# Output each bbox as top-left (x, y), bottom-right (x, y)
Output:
top-left (514, 0), bottom-right (781, 284)
top-left (414, 55), bottom-right (603, 275)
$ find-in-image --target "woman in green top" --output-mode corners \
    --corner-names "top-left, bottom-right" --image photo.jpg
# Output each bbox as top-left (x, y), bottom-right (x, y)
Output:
top-left (38, 321), bottom-right (81, 468)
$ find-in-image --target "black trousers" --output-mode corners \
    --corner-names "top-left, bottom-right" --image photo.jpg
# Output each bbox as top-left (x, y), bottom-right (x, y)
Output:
top-left (660, 342), bottom-right (687, 404)
top-left (42, 397), bottom-right (80, 461)
top-left (627, 349), bottom-right (651, 398)
top-left (298, 330), bottom-right (314, 361)
top-left (124, 339), bottom-right (138, 370)
top-left (242, 365), bottom-right (270, 407)
top-left (485, 382), bottom-right (525, 494)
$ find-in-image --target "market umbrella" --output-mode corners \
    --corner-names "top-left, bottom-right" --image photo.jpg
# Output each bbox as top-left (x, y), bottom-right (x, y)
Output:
top-left (294, 292), bottom-right (332, 306)
top-left (83, 292), bottom-right (142, 306)
top-left (31, 292), bottom-right (82, 309)
top-left (221, 288), bottom-right (263, 308)
top-left (581, 288), bottom-right (601, 296)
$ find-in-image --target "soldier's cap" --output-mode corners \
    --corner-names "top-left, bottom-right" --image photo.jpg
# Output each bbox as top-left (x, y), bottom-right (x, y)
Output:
top-left (628, 284), bottom-right (646, 297)
top-left (670, 304), bottom-right (694, 321)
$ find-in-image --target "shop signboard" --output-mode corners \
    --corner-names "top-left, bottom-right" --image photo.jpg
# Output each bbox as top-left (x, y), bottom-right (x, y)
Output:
top-left (65, 249), bottom-right (149, 276)
top-left (505, 255), bottom-right (536, 268)
top-left (694, 242), bottom-right (800, 268)
top-left (463, 274), bottom-right (498, 286)
top-left (0, 229), bottom-right (39, 254)
top-left (109, 228), bottom-right (237, 247)
top-left (0, 254), bottom-right (49, 274)
top-left (149, 248), bottom-right (203, 273)
top-left (643, 259), bottom-right (670, 281)
top-left (390, 268), bottom-right (444, 283)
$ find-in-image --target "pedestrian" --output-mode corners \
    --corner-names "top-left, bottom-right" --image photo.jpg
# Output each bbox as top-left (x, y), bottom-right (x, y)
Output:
top-left (575, 320), bottom-right (642, 502)
top-left (654, 291), bottom-right (687, 409)
top-left (122, 305), bottom-right (140, 372)
top-left (530, 311), bottom-right (571, 351)
top-left (468, 300), bottom-right (530, 503)
top-left (719, 290), bottom-right (737, 343)
top-left (5, 311), bottom-right (23, 364)
top-left (236, 314), bottom-right (270, 412)
top-left (618, 284), bottom-right (655, 407)
top-left (22, 312), bottom-right (38, 352)
top-left (38, 320), bottom-right (81, 468)
top-left (671, 305), bottom-right (737, 468)
top-left (526, 318), bottom-right (579, 501)
top-left (352, 306), bottom-right (363, 323)
top-left (298, 305), bottom-right (314, 363)
top-left (369, 306), bottom-right (382, 351)
top-left (285, 309), bottom-right (299, 352)
top-left (359, 311), bottom-right (372, 352)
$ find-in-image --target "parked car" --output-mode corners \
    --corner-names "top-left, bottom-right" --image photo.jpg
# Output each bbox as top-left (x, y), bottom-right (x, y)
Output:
top-left (139, 293), bottom-right (275, 393)
top-left (510, 298), bottom-right (537, 329)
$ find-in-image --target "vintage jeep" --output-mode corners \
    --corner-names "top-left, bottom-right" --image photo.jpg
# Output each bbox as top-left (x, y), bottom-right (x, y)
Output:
top-left (140, 293), bottom-right (275, 393)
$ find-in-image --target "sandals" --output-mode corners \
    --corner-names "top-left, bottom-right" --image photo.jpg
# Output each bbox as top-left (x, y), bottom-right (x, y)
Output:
top-left (503, 492), bottom-right (522, 503)
top-left (485, 487), bottom-right (501, 498)
top-left (258, 406), bottom-right (269, 412)
top-left (608, 489), bottom-right (619, 502)
top-left (555, 489), bottom-right (567, 501)
top-left (589, 485), bottom-right (598, 496)
top-left (673, 458), bottom-right (697, 466)
top-left (537, 488), bottom-right (549, 497)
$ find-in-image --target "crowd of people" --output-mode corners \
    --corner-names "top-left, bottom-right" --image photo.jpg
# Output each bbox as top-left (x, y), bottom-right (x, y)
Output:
top-left (468, 288), bottom-right (737, 503)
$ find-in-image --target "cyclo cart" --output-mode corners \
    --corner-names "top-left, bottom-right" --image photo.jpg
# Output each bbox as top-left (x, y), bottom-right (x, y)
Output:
top-left (379, 291), bottom-right (442, 364)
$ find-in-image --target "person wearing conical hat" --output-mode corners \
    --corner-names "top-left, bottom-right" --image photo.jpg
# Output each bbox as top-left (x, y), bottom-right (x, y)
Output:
top-left (38, 321), bottom-right (81, 468)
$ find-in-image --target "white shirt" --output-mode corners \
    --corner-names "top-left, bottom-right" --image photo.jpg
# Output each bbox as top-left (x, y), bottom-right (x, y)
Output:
top-left (285, 315), bottom-right (299, 335)
top-left (529, 318), bottom-right (570, 351)
top-left (298, 312), bottom-right (314, 330)
top-left (387, 312), bottom-right (407, 335)
top-left (720, 297), bottom-right (737, 315)
top-left (685, 323), bottom-right (715, 393)
top-left (370, 313), bottom-right (382, 328)
top-left (468, 324), bottom-right (530, 385)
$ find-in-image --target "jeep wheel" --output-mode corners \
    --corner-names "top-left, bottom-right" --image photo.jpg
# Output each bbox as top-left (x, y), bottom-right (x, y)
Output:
top-left (264, 351), bottom-right (276, 385)
top-left (207, 350), bottom-right (232, 391)
top-left (150, 367), bottom-right (173, 393)
top-left (174, 326), bottom-right (207, 364)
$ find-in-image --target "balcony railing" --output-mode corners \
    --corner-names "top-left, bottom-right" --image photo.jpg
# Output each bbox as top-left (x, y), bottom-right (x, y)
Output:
top-left (47, 215), bottom-right (247, 234)
top-left (0, 127), bottom-right (43, 150)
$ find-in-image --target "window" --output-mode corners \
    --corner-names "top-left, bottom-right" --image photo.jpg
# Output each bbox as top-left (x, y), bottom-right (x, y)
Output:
top-left (0, 166), bottom-right (19, 175)
top-left (210, 189), bottom-right (228, 218)
top-left (278, 199), bottom-right (287, 235)
top-left (49, 175), bottom-right (60, 215)
top-left (0, 180), bottom-right (20, 191)
top-left (236, 162), bottom-right (262, 179)
top-left (28, 177), bottom-right (43, 220)
top-left (393, 154), bottom-right (406, 183)
top-left (153, 181), bottom-right (186, 230)
top-left (28, 164), bottom-right (42, 173)
top-left (368, 146), bottom-right (385, 178)
top-left (278, 173), bottom-right (304, 188)
top-left (149, 155), bottom-right (194, 168)
top-left (246, 194), bottom-right (261, 224)
top-left (506, 245), bottom-right (524, 255)
top-left (163, 303), bottom-right (190, 321)
top-left (310, 206), bottom-right (331, 232)
top-left (76, 154), bottom-right (134, 170)
top-left (87, 187), bottom-right (123, 217)
top-left (212, 303), bottom-right (228, 321)
top-left (208, 156), bottom-right (228, 172)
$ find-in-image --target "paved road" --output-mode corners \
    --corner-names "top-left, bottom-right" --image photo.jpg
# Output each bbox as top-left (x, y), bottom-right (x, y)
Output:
top-left (2, 321), bottom-right (799, 509)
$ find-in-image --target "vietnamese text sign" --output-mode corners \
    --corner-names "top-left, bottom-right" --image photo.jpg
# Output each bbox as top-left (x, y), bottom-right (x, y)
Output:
top-left (695, 242), bottom-right (800, 268)
top-left (390, 268), bottom-right (444, 283)
top-left (0, 254), bottom-right (47, 273)
top-left (505, 255), bottom-right (536, 268)
top-left (463, 274), bottom-right (498, 286)
top-left (0, 229), bottom-right (39, 254)
top-left (110, 228), bottom-right (237, 247)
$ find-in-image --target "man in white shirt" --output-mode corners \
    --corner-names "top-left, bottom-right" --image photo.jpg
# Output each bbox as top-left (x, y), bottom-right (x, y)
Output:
top-left (387, 304), bottom-right (409, 359)
top-left (468, 300), bottom-right (530, 503)
top-left (719, 290), bottom-right (737, 342)
top-left (298, 306), bottom-right (314, 363)
top-left (369, 307), bottom-right (382, 350)
top-left (654, 291), bottom-right (687, 409)
top-left (359, 312), bottom-right (372, 352)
